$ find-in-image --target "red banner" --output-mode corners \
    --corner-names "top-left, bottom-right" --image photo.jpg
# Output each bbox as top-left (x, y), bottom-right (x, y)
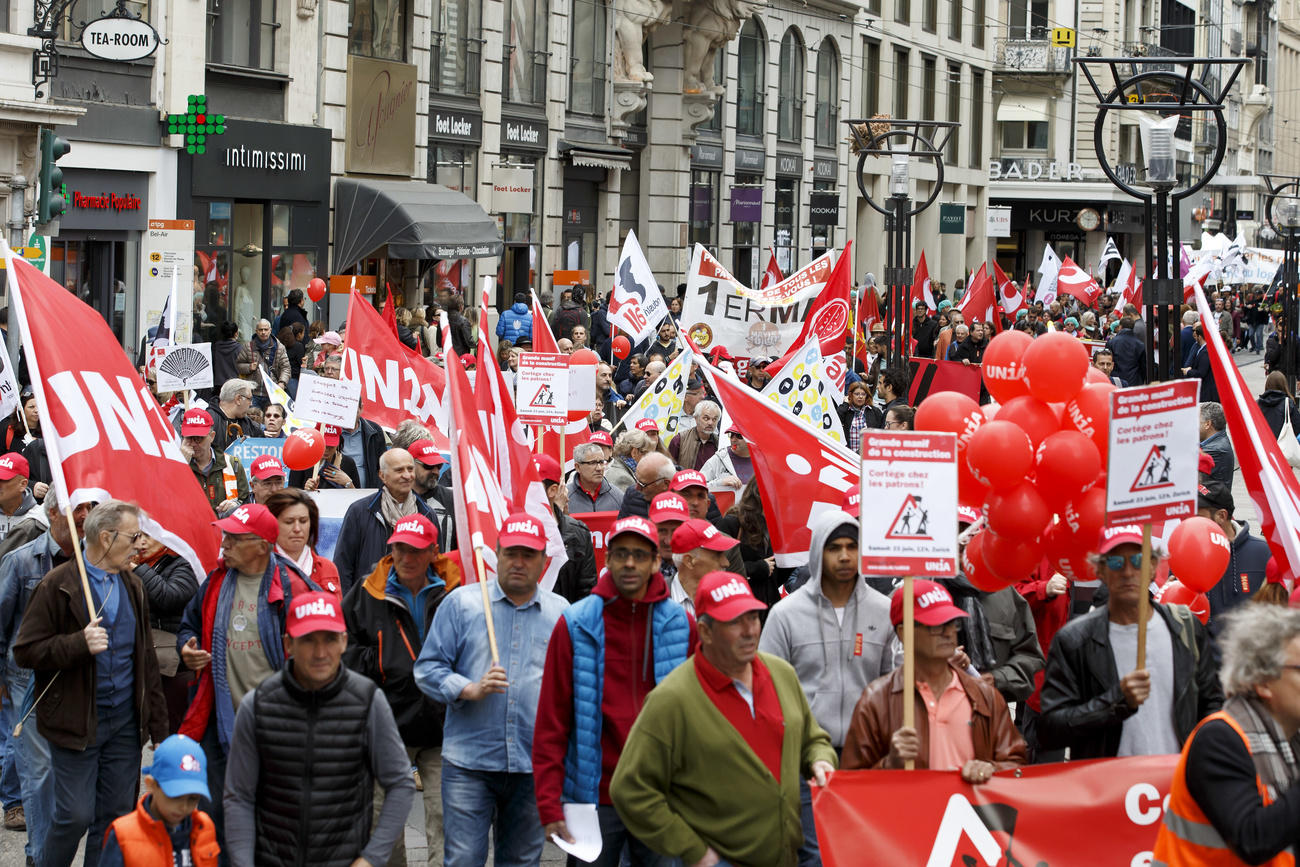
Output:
top-left (571, 510), bottom-right (619, 573)
top-left (908, 357), bottom-right (983, 405)
top-left (813, 756), bottom-right (1178, 867)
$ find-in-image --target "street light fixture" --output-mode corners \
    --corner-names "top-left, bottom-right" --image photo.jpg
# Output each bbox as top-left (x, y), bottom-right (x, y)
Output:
top-left (1075, 56), bottom-right (1246, 382)
top-left (844, 119), bottom-right (958, 375)
top-left (1262, 175), bottom-right (1300, 392)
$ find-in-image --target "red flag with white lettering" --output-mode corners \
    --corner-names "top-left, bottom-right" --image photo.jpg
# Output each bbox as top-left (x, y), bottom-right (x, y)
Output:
top-left (768, 242), bottom-right (854, 375)
top-left (4, 248), bottom-right (220, 578)
top-left (342, 291), bottom-right (449, 448)
top-left (1056, 256), bottom-right (1104, 306)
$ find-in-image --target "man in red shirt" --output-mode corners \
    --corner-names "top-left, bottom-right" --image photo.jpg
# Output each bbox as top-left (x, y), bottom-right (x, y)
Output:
top-left (532, 516), bottom-right (695, 865)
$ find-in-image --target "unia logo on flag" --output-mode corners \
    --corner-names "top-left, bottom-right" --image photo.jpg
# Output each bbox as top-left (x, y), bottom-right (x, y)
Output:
top-left (295, 597), bottom-right (337, 619)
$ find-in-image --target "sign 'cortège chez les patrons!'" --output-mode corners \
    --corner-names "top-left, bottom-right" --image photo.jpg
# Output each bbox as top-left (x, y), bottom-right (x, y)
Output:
top-left (70, 188), bottom-right (142, 213)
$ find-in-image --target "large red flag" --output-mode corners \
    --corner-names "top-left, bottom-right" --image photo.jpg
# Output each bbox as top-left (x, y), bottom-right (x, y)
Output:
top-left (342, 291), bottom-right (449, 448)
top-left (768, 242), bottom-right (854, 374)
top-left (1056, 256), bottom-right (1103, 306)
top-left (530, 289), bottom-right (560, 354)
top-left (4, 249), bottom-right (220, 578)
top-left (760, 246), bottom-right (784, 292)
top-left (854, 287), bottom-right (882, 366)
top-left (1193, 284), bottom-right (1300, 583)
top-left (910, 252), bottom-right (935, 312)
top-left (956, 263), bottom-right (997, 327)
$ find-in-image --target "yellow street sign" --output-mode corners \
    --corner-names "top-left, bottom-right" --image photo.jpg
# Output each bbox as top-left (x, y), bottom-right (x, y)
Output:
top-left (1052, 27), bottom-right (1076, 47)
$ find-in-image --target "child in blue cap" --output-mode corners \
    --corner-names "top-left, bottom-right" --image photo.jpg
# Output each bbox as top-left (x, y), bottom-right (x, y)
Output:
top-left (100, 734), bottom-right (220, 866)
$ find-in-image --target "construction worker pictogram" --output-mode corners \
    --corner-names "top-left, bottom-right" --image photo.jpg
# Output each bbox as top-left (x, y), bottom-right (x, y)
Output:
top-left (886, 494), bottom-right (931, 539)
top-left (1130, 444), bottom-right (1174, 492)
top-left (528, 383), bottom-right (556, 409)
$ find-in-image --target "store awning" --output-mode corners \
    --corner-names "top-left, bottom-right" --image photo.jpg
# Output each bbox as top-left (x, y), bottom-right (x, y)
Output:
top-left (558, 140), bottom-right (634, 171)
top-left (996, 96), bottom-right (1050, 122)
top-left (332, 178), bottom-right (503, 272)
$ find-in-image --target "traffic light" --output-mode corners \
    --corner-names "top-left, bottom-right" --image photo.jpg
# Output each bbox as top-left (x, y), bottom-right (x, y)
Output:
top-left (37, 128), bottom-right (70, 225)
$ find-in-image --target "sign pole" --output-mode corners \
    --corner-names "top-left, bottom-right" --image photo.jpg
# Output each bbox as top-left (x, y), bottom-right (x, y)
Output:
top-left (902, 575), bottom-right (915, 771)
top-left (474, 547), bottom-right (500, 665)
top-left (1136, 522), bottom-right (1152, 669)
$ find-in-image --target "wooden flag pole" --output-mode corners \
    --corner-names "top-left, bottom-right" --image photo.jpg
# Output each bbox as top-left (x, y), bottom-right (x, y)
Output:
top-left (474, 547), bottom-right (500, 666)
top-left (1136, 522), bottom-right (1153, 669)
top-left (66, 504), bottom-right (96, 626)
top-left (902, 574), bottom-right (915, 771)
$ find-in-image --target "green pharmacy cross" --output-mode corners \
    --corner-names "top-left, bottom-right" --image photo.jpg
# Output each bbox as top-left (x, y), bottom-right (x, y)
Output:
top-left (165, 95), bottom-right (226, 155)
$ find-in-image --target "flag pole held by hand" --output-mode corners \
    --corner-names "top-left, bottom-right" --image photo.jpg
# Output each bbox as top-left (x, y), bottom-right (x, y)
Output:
top-left (474, 548), bottom-right (500, 666)
top-left (902, 575), bottom-right (915, 771)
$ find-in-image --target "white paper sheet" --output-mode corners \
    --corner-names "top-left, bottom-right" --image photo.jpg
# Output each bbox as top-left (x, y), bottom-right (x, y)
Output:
top-left (550, 802), bottom-right (602, 862)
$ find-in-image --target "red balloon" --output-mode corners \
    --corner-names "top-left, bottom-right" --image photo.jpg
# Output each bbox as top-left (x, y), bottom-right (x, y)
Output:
top-left (962, 532), bottom-right (1007, 592)
top-left (984, 530), bottom-right (1045, 584)
top-left (1035, 431), bottom-right (1101, 509)
top-left (958, 461), bottom-right (986, 512)
top-left (966, 420), bottom-right (1034, 491)
top-left (1022, 332), bottom-right (1089, 404)
top-left (982, 403), bottom-right (1000, 421)
top-left (1085, 365), bottom-right (1110, 385)
top-left (1062, 382), bottom-right (1116, 458)
top-left (1168, 516), bottom-right (1232, 592)
top-left (283, 428), bottom-right (325, 471)
top-left (997, 396), bottom-right (1060, 450)
top-left (985, 482), bottom-right (1052, 542)
top-left (982, 330), bottom-right (1034, 403)
top-left (569, 348), bottom-right (600, 366)
top-left (307, 277), bottom-right (327, 303)
top-left (915, 392), bottom-right (984, 451)
top-left (1156, 580), bottom-right (1211, 624)
top-left (1060, 487), bottom-right (1107, 550)
top-left (1064, 547), bottom-right (1099, 583)
top-left (612, 335), bottom-right (631, 359)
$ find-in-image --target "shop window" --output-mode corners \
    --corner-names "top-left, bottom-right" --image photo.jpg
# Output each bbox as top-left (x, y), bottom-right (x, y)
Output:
top-left (62, 0), bottom-right (145, 41)
top-left (814, 39), bottom-right (839, 148)
top-left (432, 0), bottom-right (481, 94)
top-left (50, 240), bottom-right (138, 349)
top-left (568, 0), bottom-right (607, 115)
top-left (774, 178), bottom-right (798, 274)
top-left (503, 0), bottom-right (548, 105)
top-left (777, 29), bottom-right (804, 144)
top-left (431, 145), bottom-right (479, 196)
top-left (812, 179), bottom-right (833, 259)
top-left (349, 0), bottom-right (407, 61)
top-left (689, 169), bottom-right (719, 253)
top-left (971, 71), bottom-right (984, 167)
top-left (208, 0), bottom-right (276, 70)
top-left (736, 16), bottom-right (765, 137)
top-left (893, 49), bottom-right (909, 118)
top-left (1000, 120), bottom-right (1048, 150)
top-left (733, 171), bottom-right (761, 288)
top-left (861, 39), bottom-right (880, 118)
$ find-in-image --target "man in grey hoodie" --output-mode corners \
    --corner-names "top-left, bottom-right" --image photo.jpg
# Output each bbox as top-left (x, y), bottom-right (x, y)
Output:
top-left (759, 510), bottom-right (896, 867)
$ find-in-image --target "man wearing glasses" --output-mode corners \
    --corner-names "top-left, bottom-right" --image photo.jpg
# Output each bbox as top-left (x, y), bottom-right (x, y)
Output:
top-left (13, 500), bottom-right (169, 867)
top-left (566, 443), bottom-right (624, 514)
top-left (1037, 525), bottom-right (1222, 760)
top-left (617, 453), bottom-right (676, 520)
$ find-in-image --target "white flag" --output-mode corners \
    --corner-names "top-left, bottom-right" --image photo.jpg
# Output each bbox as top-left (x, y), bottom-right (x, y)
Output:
top-left (1035, 244), bottom-right (1061, 306)
top-left (1113, 258), bottom-right (1134, 297)
top-left (1099, 236), bottom-right (1121, 270)
top-left (608, 229), bottom-right (668, 343)
top-left (759, 339), bottom-right (844, 444)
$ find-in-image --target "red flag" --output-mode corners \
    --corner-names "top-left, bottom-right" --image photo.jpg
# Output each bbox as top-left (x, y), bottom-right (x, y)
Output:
top-left (1126, 277), bottom-right (1144, 310)
top-left (381, 285), bottom-right (400, 339)
top-left (1193, 284), bottom-right (1300, 583)
top-left (993, 261), bottom-right (1025, 317)
top-left (854, 287), bottom-right (882, 366)
top-left (1056, 257), bottom-right (1103, 306)
top-left (910, 252), bottom-right (935, 312)
top-left (342, 291), bottom-right (449, 448)
top-left (760, 246), bottom-right (784, 292)
top-left (530, 289), bottom-right (560, 354)
top-left (956, 263), bottom-right (997, 327)
top-left (4, 251), bottom-right (220, 578)
top-left (769, 242), bottom-right (854, 374)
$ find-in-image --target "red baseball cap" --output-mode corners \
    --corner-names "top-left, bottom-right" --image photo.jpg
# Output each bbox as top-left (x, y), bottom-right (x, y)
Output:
top-left (671, 519), bottom-right (738, 554)
top-left (286, 591), bottom-right (346, 637)
top-left (609, 516), bottom-right (658, 548)
top-left (409, 438), bottom-right (446, 467)
top-left (212, 503), bottom-right (280, 543)
top-left (670, 470), bottom-right (708, 492)
top-left (694, 571), bottom-right (767, 621)
top-left (1098, 524), bottom-right (1144, 554)
top-left (388, 514), bottom-right (438, 550)
top-left (321, 424), bottom-right (340, 446)
top-left (889, 579), bottom-right (971, 627)
top-left (249, 454), bottom-right (286, 480)
top-left (181, 408), bottom-right (213, 437)
top-left (498, 512), bottom-right (547, 551)
top-left (958, 505), bottom-right (982, 526)
top-left (649, 492), bottom-right (691, 524)
top-left (1197, 450), bottom-right (1214, 475)
top-left (0, 452), bottom-right (29, 481)
top-left (534, 454), bottom-right (562, 485)
top-left (635, 418), bottom-right (660, 434)
top-left (841, 488), bottom-right (861, 518)
top-left (588, 431), bottom-right (613, 448)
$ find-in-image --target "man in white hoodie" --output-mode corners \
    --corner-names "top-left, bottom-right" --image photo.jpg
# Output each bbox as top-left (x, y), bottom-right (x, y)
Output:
top-left (758, 510), bottom-right (896, 867)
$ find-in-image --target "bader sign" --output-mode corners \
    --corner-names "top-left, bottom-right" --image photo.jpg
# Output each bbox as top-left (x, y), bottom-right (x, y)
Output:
top-left (81, 15), bottom-right (161, 61)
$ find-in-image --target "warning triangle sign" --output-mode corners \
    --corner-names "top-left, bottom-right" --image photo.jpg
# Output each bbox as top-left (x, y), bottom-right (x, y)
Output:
top-left (1130, 444), bottom-right (1174, 492)
top-left (887, 494), bottom-right (932, 539)
top-left (528, 384), bottom-right (556, 409)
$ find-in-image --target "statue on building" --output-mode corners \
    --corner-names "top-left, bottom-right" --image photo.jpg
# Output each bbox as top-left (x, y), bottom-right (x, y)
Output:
top-left (612, 0), bottom-right (673, 83)
top-left (682, 0), bottom-right (765, 94)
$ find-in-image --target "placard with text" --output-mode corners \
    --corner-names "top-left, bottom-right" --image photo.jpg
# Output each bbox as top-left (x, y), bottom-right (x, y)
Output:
top-left (859, 431), bottom-right (959, 576)
top-left (1106, 381), bottom-right (1200, 523)
top-left (517, 352), bottom-right (570, 426)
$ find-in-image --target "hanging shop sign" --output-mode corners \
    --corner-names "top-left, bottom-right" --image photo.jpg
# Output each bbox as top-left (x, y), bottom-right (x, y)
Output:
top-left (809, 191), bottom-right (840, 227)
top-left (492, 167), bottom-right (534, 214)
top-left (730, 186), bottom-right (763, 222)
top-left (346, 56), bottom-right (418, 176)
top-left (81, 14), bottom-right (161, 62)
top-left (987, 206), bottom-right (1012, 238)
top-left (939, 203), bottom-right (966, 234)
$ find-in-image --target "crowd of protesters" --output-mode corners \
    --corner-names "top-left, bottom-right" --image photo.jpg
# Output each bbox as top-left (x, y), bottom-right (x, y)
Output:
top-left (0, 271), bottom-right (1295, 867)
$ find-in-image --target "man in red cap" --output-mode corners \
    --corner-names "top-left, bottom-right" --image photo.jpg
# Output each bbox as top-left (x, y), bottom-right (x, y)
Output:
top-left (533, 516), bottom-right (694, 862)
top-left (649, 492), bottom-right (690, 585)
top-left (588, 429), bottom-right (614, 461)
top-left (534, 454), bottom-right (597, 603)
top-left (0, 451), bottom-right (36, 542)
top-left (407, 436), bottom-right (458, 553)
top-left (175, 502), bottom-right (323, 844)
top-left (668, 519), bottom-right (738, 617)
top-left (179, 408), bottom-right (249, 516)
top-left (246, 455), bottom-right (286, 505)
top-left (344, 513), bottom-right (458, 865)
top-left (1038, 525), bottom-right (1223, 759)
top-left (840, 580), bottom-right (1027, 780)
top-left (224, 591), bottom-right (415, 866)
top-left (414, 513), bottom-right (568, 866)
top-left (612, 571), bottom-right (836, 865)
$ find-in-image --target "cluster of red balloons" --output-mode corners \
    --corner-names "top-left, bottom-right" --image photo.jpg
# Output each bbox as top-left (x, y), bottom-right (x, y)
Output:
top-left (1150, 517), bottom-right (1233, 623)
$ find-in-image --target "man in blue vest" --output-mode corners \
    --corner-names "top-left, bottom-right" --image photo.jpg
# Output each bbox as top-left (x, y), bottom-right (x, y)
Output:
top-left (532, 515), bottom-right (696, 866)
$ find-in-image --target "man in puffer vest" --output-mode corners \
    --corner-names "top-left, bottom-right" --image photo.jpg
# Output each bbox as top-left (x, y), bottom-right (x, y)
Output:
top-left (532, 515), bottom-right (696, 865)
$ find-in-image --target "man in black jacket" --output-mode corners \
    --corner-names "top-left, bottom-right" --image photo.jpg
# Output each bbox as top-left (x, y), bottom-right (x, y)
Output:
top-left (1106, 316), bottom-right (1148, 387)
top-left (1198, 402), bottom-right (1235, 489)
top-left (334, 448), bottom-right (438, 593)
top-left (343, 514), bottom-right (451, 866)
top-left (534, 454), bottom-right (597, 602)
top-left (1039, 525), bottom-right (1222, 759)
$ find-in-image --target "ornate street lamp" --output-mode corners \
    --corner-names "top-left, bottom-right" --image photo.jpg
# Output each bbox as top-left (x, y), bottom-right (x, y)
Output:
top-left (1262, 175), bottom-right (1300, 391)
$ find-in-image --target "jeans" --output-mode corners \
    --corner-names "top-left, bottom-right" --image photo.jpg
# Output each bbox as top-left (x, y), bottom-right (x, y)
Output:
top-left (440, 760), bottom-right (544, 867)
top-left (0, 689), bottom-right (20, 810)
top-left (42, 701), bottom-right (140, 867)
top-left (198, 720), bottom-right (229, 857)
top-left (577, 804), bottom-right (678, 867)
top-left (1254, 323), bottom-right (1266, 353)
top-left (797, 777), bottom-right (822, 867)
top-left (9, 672), bottom-right (51, 862)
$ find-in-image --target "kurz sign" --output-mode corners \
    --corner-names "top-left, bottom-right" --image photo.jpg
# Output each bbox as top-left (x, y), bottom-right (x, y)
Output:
top-left (80, 15), bottom-right (160, 62)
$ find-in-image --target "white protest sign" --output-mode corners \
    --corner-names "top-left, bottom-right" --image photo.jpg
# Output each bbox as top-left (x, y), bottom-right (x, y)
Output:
top-left (608, 230), bottom-right (668, 342)
top-left (517, 352), bottom-right (570, 426)
top-left (760, 339), bottom-right (844, 444)
top-left (568, 362), bottom-right (597, 413)
top-left (294, 374), bottom-right (364, 427)
top-left (859, 431), bottom-right (959, 576)
top-left (1105, 381), bottom-right (1200, 524)
top-left (156, 343), bottom-right (213, 392)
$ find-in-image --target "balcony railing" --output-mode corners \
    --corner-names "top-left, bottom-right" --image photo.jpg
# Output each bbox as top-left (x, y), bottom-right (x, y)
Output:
top-left (995, 39), bottom-right (1073, 73)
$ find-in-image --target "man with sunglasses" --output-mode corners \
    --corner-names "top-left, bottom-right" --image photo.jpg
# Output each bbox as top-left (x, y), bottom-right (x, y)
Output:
top-left (533, 516), bottom-right (693, 865)
top-left (567, 443), bottom-right (624, 514)
top-left (1038, 525), bottom-right (1222, 760)
top-left (617, 453), bottom-right (676, 519)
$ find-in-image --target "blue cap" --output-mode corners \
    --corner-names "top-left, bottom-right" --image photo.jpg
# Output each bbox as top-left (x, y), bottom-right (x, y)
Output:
top-left (143, 734), bottom-right (210, 800)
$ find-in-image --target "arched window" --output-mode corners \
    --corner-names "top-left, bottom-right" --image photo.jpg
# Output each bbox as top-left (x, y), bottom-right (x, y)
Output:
top-left (777, 28), bottom-right (805, 143)
top-left (568, 0), bottom-right (607, 114)
top-left (814, 38), bottom-right (839, 147)
top-left (736, 17), bottom-right (765, 137)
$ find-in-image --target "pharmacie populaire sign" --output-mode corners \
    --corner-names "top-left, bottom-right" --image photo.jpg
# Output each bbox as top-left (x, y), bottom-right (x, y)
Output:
top-left (80, 15), bottom-right (161, 61)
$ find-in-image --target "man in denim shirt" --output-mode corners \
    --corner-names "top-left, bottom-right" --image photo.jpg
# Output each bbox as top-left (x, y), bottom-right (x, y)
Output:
top-left (414, 512), bottom-right (568, 867)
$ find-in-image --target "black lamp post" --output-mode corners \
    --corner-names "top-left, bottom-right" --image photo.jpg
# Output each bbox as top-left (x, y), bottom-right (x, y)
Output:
top-left (1074, 57), bottom-right (1245, 382)
top-left (843, 119), bottom-right (958, 376)
top-left (1262, 175), bottom-right (1300, 392)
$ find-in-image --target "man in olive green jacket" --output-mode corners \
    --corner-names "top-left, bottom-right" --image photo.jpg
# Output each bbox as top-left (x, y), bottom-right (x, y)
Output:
top-left (611, 571), bottom-right (836, 866)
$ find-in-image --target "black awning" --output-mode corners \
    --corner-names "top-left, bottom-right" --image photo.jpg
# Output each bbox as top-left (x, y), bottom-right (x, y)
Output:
top-left (332, 178), bottom-right (503, 272)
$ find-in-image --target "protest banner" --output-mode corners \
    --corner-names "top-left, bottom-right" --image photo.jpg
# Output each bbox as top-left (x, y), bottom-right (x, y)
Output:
top-left (760, 339), bottom-right (844, 444)
top-left (572, 510), bottom-right (619, 573)
top-left (294, 373), bottom-right (363, 427)
top-left (156, 342), bottom-right (213, 392)
top-left (607, 230), bottom-right (669, 342)
top-left (859, 431), bottom-right (959, 576)
top-left (517, 352), bottom-right (570, 427)
top-left (908, 357), bottom-right (983, 404)
top-left (310, 487), bottom-right (373, 561)
top-left (612, 348), bottom-right (692, 439)
top-left (1105, 381), bottom-right (1200, 525)
top-left (225, 436), bottom-right (286, 469)
top-left (812, 755), bottom-right (1179, 867)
